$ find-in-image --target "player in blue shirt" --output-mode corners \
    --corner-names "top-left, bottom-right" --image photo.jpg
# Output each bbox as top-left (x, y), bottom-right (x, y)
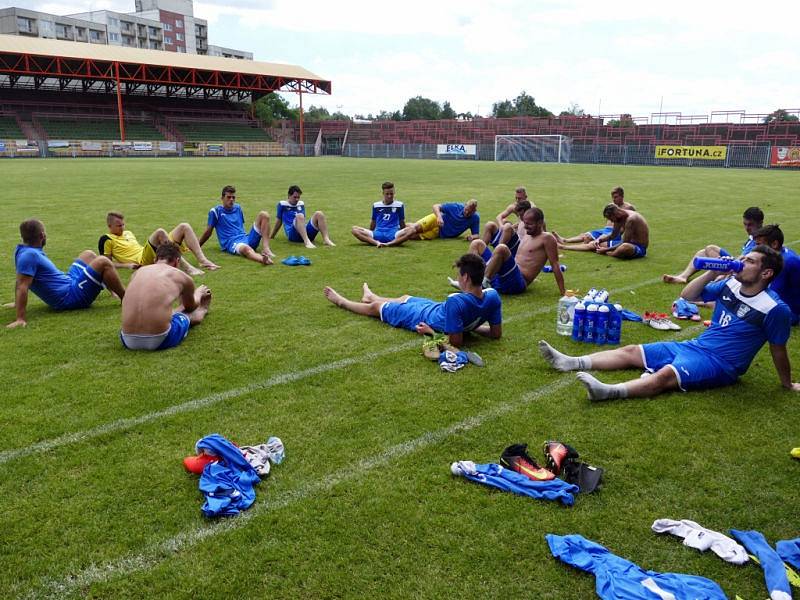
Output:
top-left (663, 206), bottom-right (763, 284)
top-left (8, 219), bottom-right (127, 328)
top-left (198, 185), bottom-right (276, 265)
top-left (323, 253), bottom-right (502, 347)
top-left (351, 181), bottom-right (406, 247)
top-left (386, 200), bottom-right (480, 247)
top-left (539, 245), bottom-right (799, 399)
top-left (270, 185), bottom-right (335, 249)
top-left (754, 224), bottom-right (800, 325)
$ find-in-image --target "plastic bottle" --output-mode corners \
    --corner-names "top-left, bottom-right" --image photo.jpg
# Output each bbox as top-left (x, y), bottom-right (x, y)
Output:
top-left (556, 291), bottom-right (579, 335)
top-left (543, 264), bottom-right (568, 273)
top-left (693, 257), bottom-right (744, 272)
top-left (607, 304), bottom-right (622, 345)
top-left (584, 304), bottom-right (599, 343)
top-left (595, 304), bottom-right (610, 344)
top-left (594, 289), bottom-right (609, 303)
top-left (583, 288), bottom-right (598, 302)
top-left (571, 302), bottom-right (586, 341)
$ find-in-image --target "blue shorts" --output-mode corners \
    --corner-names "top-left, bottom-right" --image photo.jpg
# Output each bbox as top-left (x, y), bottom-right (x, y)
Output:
top-left (641, 341), bottom-right (737, 391)
top-left (481, 247), bottom-right (527, 295)
top-left (58, 260), bottom-right (104, 310)
top-left (223, 226), bottom-right (262, 254)
top-left (373, 228), bottom-right (399, 244)
top-left (608, 240), bottom-right (647, 258)
top-left (120, 312), bottom-right (191, 351)
top-left (490, 229), bottom-right (520, 256)
top-left (380, 297), bottom-right (435, 332)
top-left (286, 220), bottom-right (319, 243)
top-left (588, 226), bottom-right (613, 240)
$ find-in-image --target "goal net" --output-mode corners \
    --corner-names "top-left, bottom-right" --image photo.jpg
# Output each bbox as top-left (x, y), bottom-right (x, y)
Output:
top-left (494, 134), bottom-right (571, 163)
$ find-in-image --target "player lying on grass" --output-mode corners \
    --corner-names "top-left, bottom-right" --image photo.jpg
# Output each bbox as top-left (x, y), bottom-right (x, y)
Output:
top-left (100, 211), bottom-right (219, 276)
top-left (662, 206), bottom-right (764, 284)
top-left (453, 207), bottom-right (565, 296)
top-left (539, 246), bottom-right (799, 400)
top-left (199, 185), bottom-right (276, 265)
top-left (382, 199), bottom-right (480, 247)
top-left (350, 181), bottom-right (406, 247)
top-left (558, 203), bottom-right (649, 259)
top-left (120, 242), bottom-right (211, 351)
top-left (323, 253), bottom-right (501, 347)
top-left (479, 187), bottom-right (532, 257)
top-left (8, 218), bottom-right (126, 328)
top-left (271, 185), bottom-right (335, 249)
top-left (553, 186), bottom-right (635, 245)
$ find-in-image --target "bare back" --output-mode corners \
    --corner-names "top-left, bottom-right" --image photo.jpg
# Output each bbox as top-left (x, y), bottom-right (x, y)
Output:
top-left (121, 263), bottom-right (192, 334)
top-left (621, 211), bottom-right (649, 248)
top-left (515, 231), bottom-right (558, 283)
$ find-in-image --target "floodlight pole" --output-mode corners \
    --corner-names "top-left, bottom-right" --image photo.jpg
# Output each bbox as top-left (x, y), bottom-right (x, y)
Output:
top-left (298, 88), bottom-right (304, 155)
top-left (114, 61), bottom-right (126, 142)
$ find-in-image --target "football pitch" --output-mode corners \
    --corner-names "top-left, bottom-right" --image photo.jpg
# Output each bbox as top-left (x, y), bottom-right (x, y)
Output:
top-left (1, 157), bottom-right (798, 598)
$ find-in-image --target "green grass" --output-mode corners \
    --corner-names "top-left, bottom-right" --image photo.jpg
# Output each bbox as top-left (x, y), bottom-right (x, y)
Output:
top-left (1, 157), bottom-right (798, 599)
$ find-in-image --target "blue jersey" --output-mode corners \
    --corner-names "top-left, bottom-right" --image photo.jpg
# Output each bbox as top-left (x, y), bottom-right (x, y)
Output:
top-left (277, 200), bottom-right (306, 233)
top-left (208, 204), bottom-right (246, 250)
top-left (372, 200), bottom-right (404, 238)
top-left (741, 235), bottom-right (755, 255)
top-left (14, 245), bottom-right (73, 308)
top-left (382, 290), bottom-right (502, 334)
top-left (439, 203), bottom-right (480, 238)
top-left (769, 247), bottom-right (800, 321)
top-left (696, 278), bottom-right (791, 376)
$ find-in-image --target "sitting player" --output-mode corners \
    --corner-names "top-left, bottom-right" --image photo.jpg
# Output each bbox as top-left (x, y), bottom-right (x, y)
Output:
top-left (663, 206), bottom-right (764, 284)
top-left (351, 181), bottom-right (406, 247)
top-left (754, 224), bottom-right (800, 325)
top-left (323, 253), bottom-right (501, 347)
top-left (553, 186), bottom-right (635, 245)
top-left (198, 185), bottom-right (276, 265)
top-left (100, 211), bottom-right (219, 276)
top-left (120, 243), bottom-right (211, 351)
top-left (385, 199), bottom-right (480, 246)
top-left (539, 245), bottom-right (798, 399)
top-left (457, 207), bottom-right (565, 296)
top-left (480, 187), bottom-right (532, 257)
top-left (271, 185), bottom-right (335, 248)
top-left (559, 204), bottom-right (649, 259)
top-left (8, 219), bottom-right (126, 328)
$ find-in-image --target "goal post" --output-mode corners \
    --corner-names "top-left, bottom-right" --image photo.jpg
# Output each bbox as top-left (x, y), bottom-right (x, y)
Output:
top-left (494, 134), bottom-right (571, 163)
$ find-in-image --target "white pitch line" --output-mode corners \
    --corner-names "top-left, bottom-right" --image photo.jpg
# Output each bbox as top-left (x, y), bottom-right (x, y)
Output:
top-left (40, 322), bottom-right (705, 598)
top-left (0, 276), bottom-right (664, 467)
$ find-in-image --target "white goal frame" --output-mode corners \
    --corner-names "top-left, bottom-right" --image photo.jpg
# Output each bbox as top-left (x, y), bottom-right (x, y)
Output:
top-left (494, 134), bottom-right (570, 163)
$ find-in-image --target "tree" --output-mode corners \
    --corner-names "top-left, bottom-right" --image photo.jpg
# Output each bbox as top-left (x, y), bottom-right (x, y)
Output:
top-left (441, 101), bottom-right (457, 120)
top-left (303, 105), bottom-right (332, 122)
top-left (252, 93), bottom-right (298, 125)
top-left (491, 91), bottom-right (552, 118)
top-left (764, 109), bottom-right (799, 123)
top-left (560, 103), bottom-right (585, 117)
top-left (607, 114), bottom-right (634, 127)
top-left (491, 99), bottom-right (515, 118)
top-left (402, 96), bottom-right (443, 120)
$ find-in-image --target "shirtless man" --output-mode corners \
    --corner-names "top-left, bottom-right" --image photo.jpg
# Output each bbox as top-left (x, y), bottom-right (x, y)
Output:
top-left (120, 242), bottom-right (212, 351)
top-left (553, 187), bottom-right (635, 245)
top-left (560, 204), bottom-right (649, 259)
top-left (480, 187), bottom-right (532, 256)
top-left (458, 207), bottom-right (565, 296)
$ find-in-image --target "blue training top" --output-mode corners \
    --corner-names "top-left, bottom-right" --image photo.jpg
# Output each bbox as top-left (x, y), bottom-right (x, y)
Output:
top-left (372, 200), bottom-right (404, 238)
top-left (769, 247), bottom-right (800, 322)
top-left (14, 245), bottom-right (73, 308)
top-left (439, 203), bottom-right (480, 238)
top-left (207, 204), bottom-right (246, 250)
top-left (276, 200), bottom-right (306, 233)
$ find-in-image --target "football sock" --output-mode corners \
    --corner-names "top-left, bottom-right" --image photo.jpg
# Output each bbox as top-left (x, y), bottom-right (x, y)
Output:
top-left (576, 372), bottom-right (628, 400)
top-left (538, 340), bottom-right (591, 371)
top-left (652, 519), bottom-right (749, 565)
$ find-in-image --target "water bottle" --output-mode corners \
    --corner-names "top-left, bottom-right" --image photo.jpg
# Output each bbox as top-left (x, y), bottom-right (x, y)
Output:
top-left (594, 289), bottom-right (609, 303)
top-left (693, 257), bottom-right (744, 272)
top-left (584, 304), bottom-right (599, 343)
top-left (607, 304), bottom-right (622, 345)
top-left (572, 302), bottom-right (586, 341)
top-left (543, 264), bottom-right (567, 273)
top-left (556, 291), bottom-right (579, 336)
top-left (583, 288), bottom-right (598, 302)
top-left (595, 305), bottom-right (610, 344)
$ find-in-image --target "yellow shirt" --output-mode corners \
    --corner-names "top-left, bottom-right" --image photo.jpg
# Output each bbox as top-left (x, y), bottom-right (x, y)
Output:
top-left (100, 230), bottom-right (145, 264)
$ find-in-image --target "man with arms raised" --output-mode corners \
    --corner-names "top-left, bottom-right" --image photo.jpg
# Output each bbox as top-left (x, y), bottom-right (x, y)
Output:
top-left (663, 206), bottom-right (763, 284)
top-left (323, 253), bottom-right (501, 347)
top-left (553, 186), bottom-right (635, 245)
top-left (456, 207), bottom-right (565, 296)
top-left (199, 185), bottom-right (276, 265)
top-left (386, 199), bottom-right (480, 246)
top-left (100, 211), bottom-right (219, 275)
top-left (8, 218), bottom-right (126, 328)
top-left (351, 181), bottom-right (406, 247)
top-left (539, 245), bottom-right (798, 399)
top-left (272, 185), bottom-right (335, 249)
top-left (559, 203), bottom-right (649, 259)
top-left (120, 243), bottom-right (211, 350)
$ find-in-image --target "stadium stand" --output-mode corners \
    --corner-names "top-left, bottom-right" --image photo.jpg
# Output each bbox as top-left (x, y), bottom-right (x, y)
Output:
top-left (0, 114), bottom-right (24, 138)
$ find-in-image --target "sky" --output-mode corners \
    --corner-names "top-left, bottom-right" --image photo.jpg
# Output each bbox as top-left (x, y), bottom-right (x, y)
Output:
top-left (13, 0), bottom-right (800, 121)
